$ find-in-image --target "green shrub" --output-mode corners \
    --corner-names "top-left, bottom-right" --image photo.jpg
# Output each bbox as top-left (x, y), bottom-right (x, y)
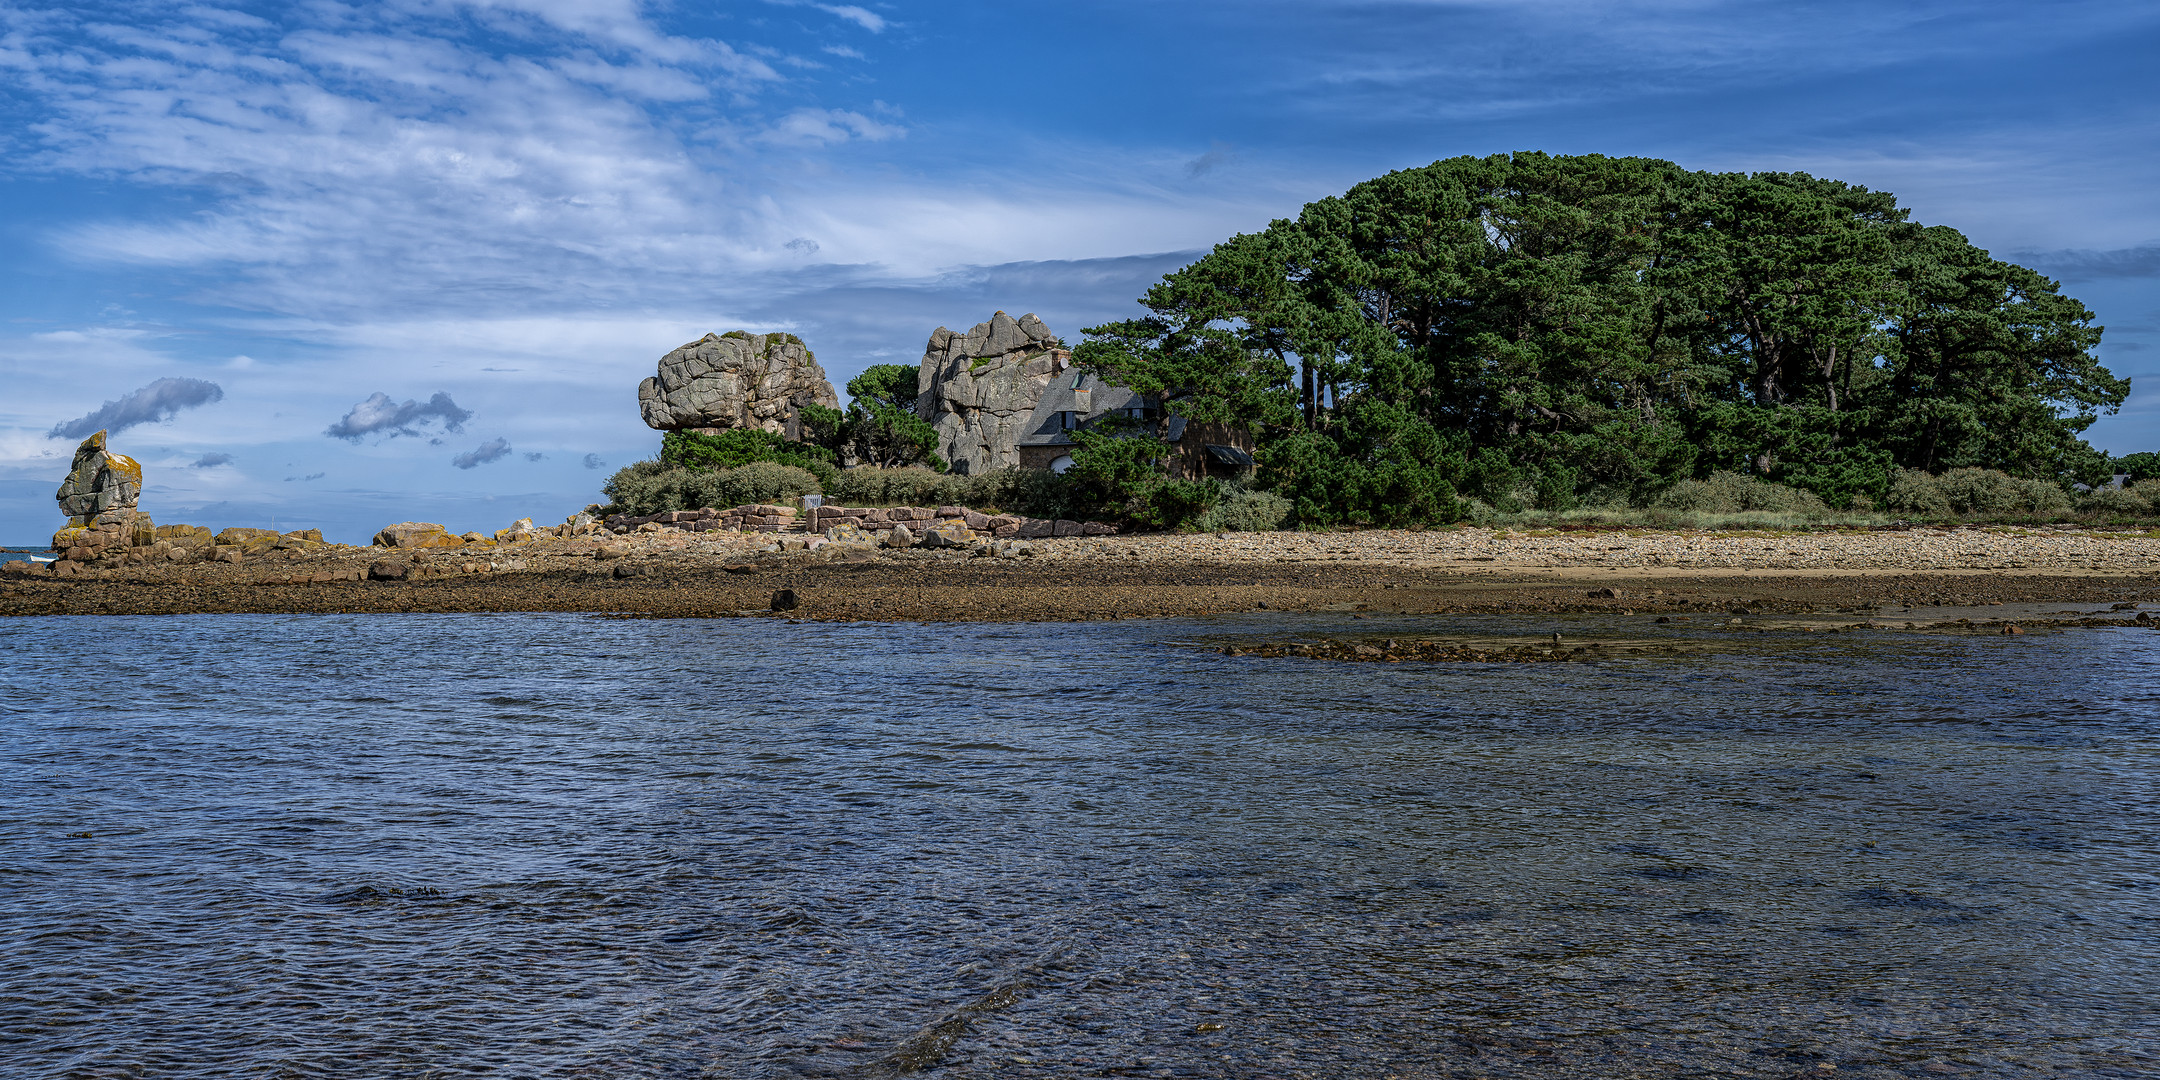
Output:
top-left (2113, 452), bottom-right (2160, 482)
top-left (1193, 486), bottom-right (1294, 532)
top-left (1139, 479), bottom-right (1222, 529)
top-left (821, 467), bottom-right (1085, 520)
top-left (600, 462), bottom-right (723, 516)
top-left (1885, 468), bottom-right (2072, 518)
top-left (710, 462), bottom-right (822, 506)
top-left (1651, 472), bottom-right (1827, 514)
top-left (599, 460), bottom-right (822, 515)
top-left (2078, 479), bottom-right (2160, 517)
top-left (661, 427), bottom-right (834, 472)
top-left (824, 466), bottom-right (945, 506)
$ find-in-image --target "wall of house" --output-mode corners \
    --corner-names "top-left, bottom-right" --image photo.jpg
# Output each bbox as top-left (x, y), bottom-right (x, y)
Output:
top-left (1170, 420), bottom-right (1256, 481)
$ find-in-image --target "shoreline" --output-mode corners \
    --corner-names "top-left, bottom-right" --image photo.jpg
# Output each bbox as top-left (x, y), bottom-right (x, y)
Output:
top-left (6, 525), bottom-right (2160, 621)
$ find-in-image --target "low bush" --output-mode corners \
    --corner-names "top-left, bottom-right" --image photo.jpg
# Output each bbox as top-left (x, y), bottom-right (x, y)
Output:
top-left (1138, 479), bottom-right (1223, 530)
top-left (599, 461), bottom-right (822, 516)
top-left (1193, 486), bottom-right (1295, 532)
top-left (2078, 479), bottom-right (2160, 517)
top-left (1651, 472), bottom-right (1827, 515)
top-left (1885, 468), bottom-right (2072, 518)
top-left (710, 462), bottom-right (823, 507)
top-left (822, 466), bottom-right (945, 506)
top-left (822, 466), bottom-right (1082, 519)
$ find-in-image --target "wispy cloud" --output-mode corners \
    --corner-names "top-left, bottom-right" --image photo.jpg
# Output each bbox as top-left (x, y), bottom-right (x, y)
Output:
top-left (190, 452), bottom-right (234, 468)
top-left (453, 437), bottom-right (513, 469)
top-left (767, 1), bottom-right (887, 33)
top-left (48, 377), bottom-right (225, 439)
top-left (326, 392), bottom-right (473, 442)
top-left (760, 107), bottom-right (905, 146)
top-left (817, 5), bottom-right (886, 33)
top-left (582, 452), bottom-right (607, 469)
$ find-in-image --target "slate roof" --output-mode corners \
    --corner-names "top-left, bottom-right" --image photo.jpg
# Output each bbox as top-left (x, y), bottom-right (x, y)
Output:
top-left (1014, 370), bottom-right (1153, 448)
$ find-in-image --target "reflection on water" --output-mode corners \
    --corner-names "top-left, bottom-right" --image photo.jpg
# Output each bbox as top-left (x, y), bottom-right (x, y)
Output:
top-left (2, 613), bottom-right (2155, 1078)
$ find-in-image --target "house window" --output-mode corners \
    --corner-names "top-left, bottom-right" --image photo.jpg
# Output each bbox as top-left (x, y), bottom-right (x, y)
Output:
top-left (1049, 455), bottom-right (1075, 474)
top-left (1059, 411), bottom-right (1079, 431)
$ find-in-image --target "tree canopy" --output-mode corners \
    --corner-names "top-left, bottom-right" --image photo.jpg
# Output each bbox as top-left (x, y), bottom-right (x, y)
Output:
top-left (1074, 152), bottom-right (2124, 523)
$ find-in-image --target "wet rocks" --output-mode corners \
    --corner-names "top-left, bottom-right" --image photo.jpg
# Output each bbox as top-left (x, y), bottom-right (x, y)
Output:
top-left (1217, 637), bottom-right (1673, 663)
top-left (913, 311), bottom-right (1067, 476)
top-left (919, 521), bottom-right (976, 548)
top-left (824, 522), bottom-right (871, 544)
top-left (638, 331), bottom-right (840, 436)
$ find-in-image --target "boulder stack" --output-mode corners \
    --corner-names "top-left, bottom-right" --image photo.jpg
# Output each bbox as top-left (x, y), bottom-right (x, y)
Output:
top-left (55, 430), bottom-right (141, 524)
top-left (638, 331), bottom-right (841, 437)
top-left (914, 311), bottom-right (1069, 475)
top-left (50, 430), bottom-right (155, 557)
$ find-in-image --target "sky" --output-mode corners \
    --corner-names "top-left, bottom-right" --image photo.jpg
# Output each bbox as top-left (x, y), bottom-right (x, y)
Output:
top-left (2, 0), bottom-right (2156, 544)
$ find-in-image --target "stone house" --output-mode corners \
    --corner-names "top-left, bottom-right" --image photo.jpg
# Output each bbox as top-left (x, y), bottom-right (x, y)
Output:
top-left (1014, 370), bottom-right (1256, 481)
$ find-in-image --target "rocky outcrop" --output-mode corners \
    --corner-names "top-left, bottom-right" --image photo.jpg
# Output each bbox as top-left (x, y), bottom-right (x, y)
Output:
top-left (639, 332), bottom-right (840, 437)
top-left (55, 430), bottom-right (141, 524)
top-left (373, 522), bottom-right (466, 550)
top-left (914, 312), bottom-right (1069, 475)
top-left (50, 430), bottom-right (156, 559)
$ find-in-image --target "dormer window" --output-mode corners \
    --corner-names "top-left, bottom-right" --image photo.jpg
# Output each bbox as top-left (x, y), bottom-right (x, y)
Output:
top-left (1058, 411), bottom-right (1079, 431)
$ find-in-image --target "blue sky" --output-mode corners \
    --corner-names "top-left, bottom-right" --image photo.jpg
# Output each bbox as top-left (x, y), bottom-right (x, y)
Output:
top-left (2, 0), bottom-right (2155, 544)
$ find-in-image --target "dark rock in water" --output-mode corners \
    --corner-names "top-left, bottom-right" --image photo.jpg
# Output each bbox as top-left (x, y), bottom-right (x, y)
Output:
top-left (771, 588), bottom-right (799, 611)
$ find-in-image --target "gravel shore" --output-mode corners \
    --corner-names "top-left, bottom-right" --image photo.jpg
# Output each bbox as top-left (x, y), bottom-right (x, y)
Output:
top-left (1066, 523), bottom-right (2160, 575)
top-left (7, 523), bottom-right (2160, 620)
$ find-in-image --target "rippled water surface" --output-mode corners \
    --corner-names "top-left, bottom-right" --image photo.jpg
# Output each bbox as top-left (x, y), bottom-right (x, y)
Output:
top-left (3, 613), bottom-right (2156, 1079)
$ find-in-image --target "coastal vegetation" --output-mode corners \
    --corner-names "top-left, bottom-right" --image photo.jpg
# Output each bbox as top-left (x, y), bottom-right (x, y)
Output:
top-left (1074, 151), bottom-right (2134, 526)
top-left (602, 151), bottom-right (2155, 531)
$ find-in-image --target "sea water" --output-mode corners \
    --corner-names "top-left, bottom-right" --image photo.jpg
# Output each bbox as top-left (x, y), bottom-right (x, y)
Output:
top-left (2, 613), bottom-right (2154, 1078)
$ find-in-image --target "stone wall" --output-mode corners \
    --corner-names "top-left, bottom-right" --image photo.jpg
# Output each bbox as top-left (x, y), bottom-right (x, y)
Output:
top-left (604, 502), bottom-right (1118, 540)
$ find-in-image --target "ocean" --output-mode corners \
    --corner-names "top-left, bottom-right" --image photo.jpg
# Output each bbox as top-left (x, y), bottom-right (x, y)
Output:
top-left (2, 612), bottom-right (2154, 1078)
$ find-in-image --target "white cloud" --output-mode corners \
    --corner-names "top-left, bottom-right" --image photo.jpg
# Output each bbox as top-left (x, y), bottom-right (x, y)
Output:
top-left (816, 5), bottom-right (886, 33)
top-left (758, 106), bottom-right (904, 146)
